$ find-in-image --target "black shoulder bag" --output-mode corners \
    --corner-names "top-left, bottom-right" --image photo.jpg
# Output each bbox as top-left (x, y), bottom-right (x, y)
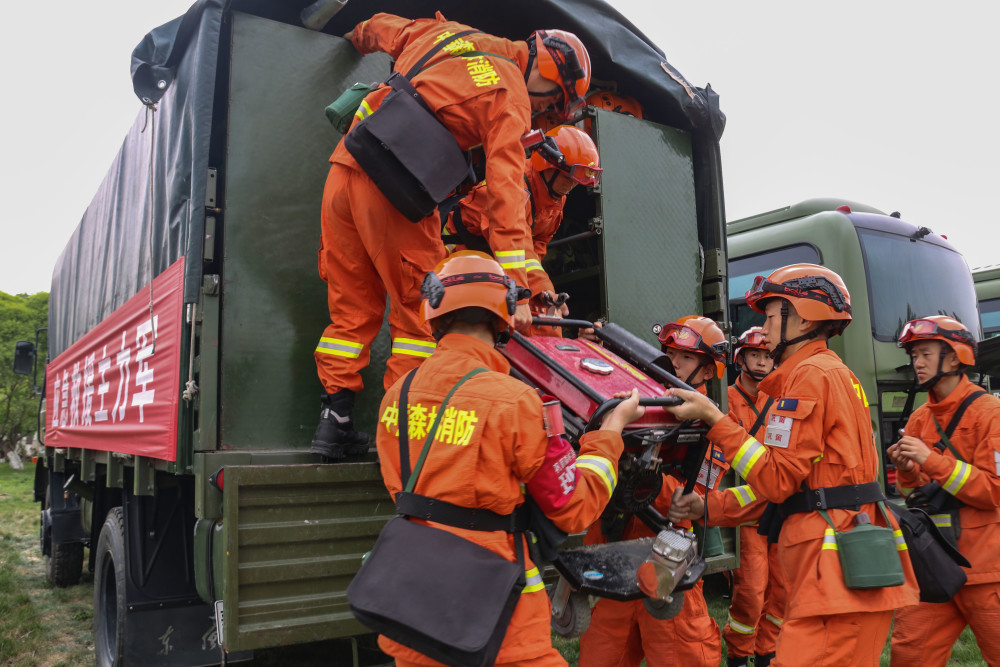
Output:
top-left (346, 31), bottom-right (505, 223)
top-left (347, 367), bottom-right (528, 667)
top-left (889, 390), bottom-right (986, 602)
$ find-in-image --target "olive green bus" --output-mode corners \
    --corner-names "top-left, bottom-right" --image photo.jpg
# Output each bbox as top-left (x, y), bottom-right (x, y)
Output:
top-left (726, 199), bottom-right (982, 497)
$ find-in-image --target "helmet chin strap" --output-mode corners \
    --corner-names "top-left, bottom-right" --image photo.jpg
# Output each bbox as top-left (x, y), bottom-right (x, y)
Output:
top-left (768, 301), bottom-right (820, 362)
top-left (540, 169), bottom-right (562, 199)
top-left (737, 353), bottom-right (770, 382)
top-left (684, 359), bottom-right (712, 389)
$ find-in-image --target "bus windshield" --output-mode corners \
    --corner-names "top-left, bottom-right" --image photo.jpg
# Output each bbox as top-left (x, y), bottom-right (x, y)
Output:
top-left (857, 228), bottom-right (981, 342)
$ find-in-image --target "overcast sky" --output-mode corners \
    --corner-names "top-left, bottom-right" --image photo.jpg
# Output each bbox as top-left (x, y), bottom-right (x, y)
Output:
top-left (1, 1), bottom-right (995, 296)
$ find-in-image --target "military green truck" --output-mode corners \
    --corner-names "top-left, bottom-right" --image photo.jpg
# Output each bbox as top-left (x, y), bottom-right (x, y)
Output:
top-left (726, 198), bottom-right (982, 498)
top-left (12, 0), bottom-right (732, 664)
top-left (973, 264), bottom-right (1000, 393)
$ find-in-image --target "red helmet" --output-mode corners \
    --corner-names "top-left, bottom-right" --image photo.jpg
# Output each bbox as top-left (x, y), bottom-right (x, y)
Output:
top-left (656, 315), bottom-right (728, 379)
top-left (420, 251), bottom-right (517, 332)
top-left (898, 315), bottom-right (977, 366)
top-left (734, 326), bottom-right (767, 359)
top-left (586, 90), bottom-right (643, 118)
top-left (530, 29), bottom-right (591, 120)
top-left (530, 125), bottom-right (602, 187)
top-left (745, 263), bottom-right (852, 335)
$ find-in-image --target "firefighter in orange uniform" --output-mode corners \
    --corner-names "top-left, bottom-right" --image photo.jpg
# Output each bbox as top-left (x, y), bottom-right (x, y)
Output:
top-left (665, 264), bottom-right (919, 667)
top-left (888, 316), bottom-right (1000, 666)
top-left (442, 124), bottom-right (601, 335)
top-left (713, 327), bottom-right (784, 667)
top-left (311, 13), bottom-right (592, 460)
top-left (578, 316), bottom-right (726, 667)
top-left (375, 251), bottom-right (643, 665)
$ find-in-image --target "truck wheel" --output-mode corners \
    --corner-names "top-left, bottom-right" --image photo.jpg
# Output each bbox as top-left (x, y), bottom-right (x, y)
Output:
top-left (551, 592), bottom-right (590, 638)
top-left (46, 540), bottom-right (84, 587)
top-left (94, 508), bottom-right (127, 667)
top-left (643, 592), bottom-right (684, 620)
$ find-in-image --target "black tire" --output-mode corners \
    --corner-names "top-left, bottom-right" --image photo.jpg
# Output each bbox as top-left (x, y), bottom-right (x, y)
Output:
top-left (551, 592), bottom-right (591, 638)
top-left (643, 591), bottom-right (685, 620)
top-left (46, 540), bottom-right (84, 587)
top-left (94, 508), bottom-right (127, 667)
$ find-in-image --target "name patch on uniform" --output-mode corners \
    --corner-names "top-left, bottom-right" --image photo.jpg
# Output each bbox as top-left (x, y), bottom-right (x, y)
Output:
top-left (764, 413), bottom-right (793, 448)
top-left (776, 398), bottom-right (799, 411)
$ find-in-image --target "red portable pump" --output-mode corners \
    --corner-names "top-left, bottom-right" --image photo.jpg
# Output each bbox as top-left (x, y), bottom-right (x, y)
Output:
top-left (503, 318), bottom-right (714, 635)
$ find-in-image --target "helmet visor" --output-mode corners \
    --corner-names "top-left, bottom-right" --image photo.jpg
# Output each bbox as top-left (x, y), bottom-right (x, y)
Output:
top-left (562, 162), bottom-right (603, 187)
top-left (898, 319), bottom-right (976, 348)
top-left (739, 331), bottom-right (766, 348)
top-left (658, 323), bottom-right (727, 361)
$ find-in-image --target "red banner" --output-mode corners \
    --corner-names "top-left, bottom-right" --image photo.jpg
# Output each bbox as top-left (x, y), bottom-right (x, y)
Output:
top-left (45, 258), bottom-right (185, 461)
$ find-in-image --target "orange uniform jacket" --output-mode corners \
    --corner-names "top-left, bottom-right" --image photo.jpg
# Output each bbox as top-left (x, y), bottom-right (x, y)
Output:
top-left (706, 340), bottom-right (919, 620)
top-left (895, 376), bottom-right (1000, 584)
top-left (375, 333), bottom-right (623, 664)
top-left (339, 13), bottom-right (533, 288)
top-left (445, 162), bottom-right (564, 297)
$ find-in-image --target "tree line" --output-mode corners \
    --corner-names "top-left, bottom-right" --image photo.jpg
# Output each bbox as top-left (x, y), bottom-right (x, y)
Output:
top-left (1, 291), bottom-right (48, 456)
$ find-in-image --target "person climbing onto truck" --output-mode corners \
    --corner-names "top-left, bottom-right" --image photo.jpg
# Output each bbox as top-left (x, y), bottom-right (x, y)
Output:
top-left (887, 315), bottom-right (1000, 666)
top-left (664, 264), bottom-right (919, 667)
top-left (577, 315), bottom-right (726, 667)
top-left (311, 12), bottom-right (592, 460)
top-left (373, 250), bottom-right (644, 666)
top-left (441, 124), bottom-right (601, 335)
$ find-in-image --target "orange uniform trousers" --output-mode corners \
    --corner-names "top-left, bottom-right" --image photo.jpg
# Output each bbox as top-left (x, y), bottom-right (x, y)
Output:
top-left (890, 581), bottom-right (1000, 666)
top-left (578, 580), bottom-right (721, 667)
top-left (774, 610), bottom-right (892, 667)
top-left (723, 525), bottom-right (769, 657)
top-left (315, 163), bottom-right (445, 393)
top-left (755, 541), bottom-right (786, 656)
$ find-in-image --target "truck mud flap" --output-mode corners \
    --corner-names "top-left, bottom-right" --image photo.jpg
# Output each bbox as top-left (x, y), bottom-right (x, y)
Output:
top-left (219, 463), bottom-right (394, 652)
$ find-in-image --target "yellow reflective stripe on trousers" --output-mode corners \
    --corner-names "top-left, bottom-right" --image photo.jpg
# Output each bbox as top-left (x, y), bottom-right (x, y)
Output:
top-left (525, 259), bottom-right (544, 272)
top-left (894, 529), bottom-right (908, 551)
top-left (732, 438), bottom-right (766, 478)
top-left (354, 99), bottom-right (374, 121)
top-left (727, 613), bottom-right (756, 635)
top-left (496, 250), bottom-right (526, 269)
top-left (315, 337), bottom-right (363, 359)
top-left (765, 613), bottom-right (784, 627)
top-left (523, 566), bottom-right (544, 593)
top-left (577, 455), bottom-right (617, 497)
top-left (390, 338), bottom-right (436, 358)
top-left (822, 528), bottom-right (838, 550)
top-left (943, 460), bottom-right (972, 495)
top-left (728, 484), bottom-right (757, 508)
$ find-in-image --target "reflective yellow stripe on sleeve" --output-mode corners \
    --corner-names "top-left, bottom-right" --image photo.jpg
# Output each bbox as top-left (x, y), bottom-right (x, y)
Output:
top-left (943, 460), bottom-right (972, 495)
top-left (525, 259), bottom-right (544, 273)
top-left (894, 529), bottom-right (908, 551)
top-left (732, 437), bottom-right (766, 479)
top-left (496, 250), bottom-right (526, 270)
top-left (522, 566), bottom-right (545, 593)
top-left (354, 99), bottom-right (374, 121)
top-left (727, 485), bottom-right (757, 508)
top-left (898, 486), bottom-right (915, 498)
top-left (390, 338), bottom-right (436, 358)
top-left (576, 454), bottom-right (617, 498)
top-left (822, 528), bottom-right (838, 550)
top-left (315, 337), bottom-right (364, 359)
top-left (765, 613), bottom-right (784, 627)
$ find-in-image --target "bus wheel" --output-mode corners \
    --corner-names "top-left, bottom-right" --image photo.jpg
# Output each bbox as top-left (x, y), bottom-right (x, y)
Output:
top-left (94, 508), bottom-right (127, 667)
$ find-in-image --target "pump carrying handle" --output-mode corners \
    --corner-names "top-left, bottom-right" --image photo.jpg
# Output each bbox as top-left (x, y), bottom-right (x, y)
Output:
top-left (584, 396), bottom-right (683, 433)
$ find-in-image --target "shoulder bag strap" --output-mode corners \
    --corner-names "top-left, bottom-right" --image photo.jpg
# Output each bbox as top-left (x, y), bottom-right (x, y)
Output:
top-left (931, 390), bottom-right (988, 459)
top-left (397, 369), bottom-right (419, 490)
top-left (403, 29), bottom-right (480, 79)
top-left (746, 396), bottom-right (776, 439)
top-left (403, 368), bottom-right (489, 494)
top-left (734, 384), bottom-right (761, 419)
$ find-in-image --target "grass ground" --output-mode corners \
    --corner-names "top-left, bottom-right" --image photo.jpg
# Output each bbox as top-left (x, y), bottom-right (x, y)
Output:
top-left (0, 461), bottom-right (988, 666)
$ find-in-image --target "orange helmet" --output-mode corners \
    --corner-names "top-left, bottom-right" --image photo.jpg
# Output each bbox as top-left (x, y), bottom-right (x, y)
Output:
top-left (745, 263), bottom-right (852, 334)
top-left (531, 110), bottom-right (563, 134)
top-left (898, 315), bottom-right (977, 366)
top-left (586, 90), bottom-right (643, 119)
top-left (734, 326), bottom-right (768, 359)
top-left (420, 251), bottom-right (517, 333)
top-left (530, 125), bottom-right (602, 187)
top-left (655, 315), bottom-right (728, 379)
top-left (529, 29), bottom-right (591, 120)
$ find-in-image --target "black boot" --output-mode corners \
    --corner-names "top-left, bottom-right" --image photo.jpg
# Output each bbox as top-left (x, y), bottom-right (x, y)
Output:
top-left (754, 652), bottom-right (776, 667)
top-left (310, 390), bottom-right (369, 461)
top-left (727, 657), bottom-right (749, 667)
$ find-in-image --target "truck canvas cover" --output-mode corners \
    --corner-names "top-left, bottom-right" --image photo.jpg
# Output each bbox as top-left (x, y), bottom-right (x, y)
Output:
top-left (49, 0), bottom-right (725, 357)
